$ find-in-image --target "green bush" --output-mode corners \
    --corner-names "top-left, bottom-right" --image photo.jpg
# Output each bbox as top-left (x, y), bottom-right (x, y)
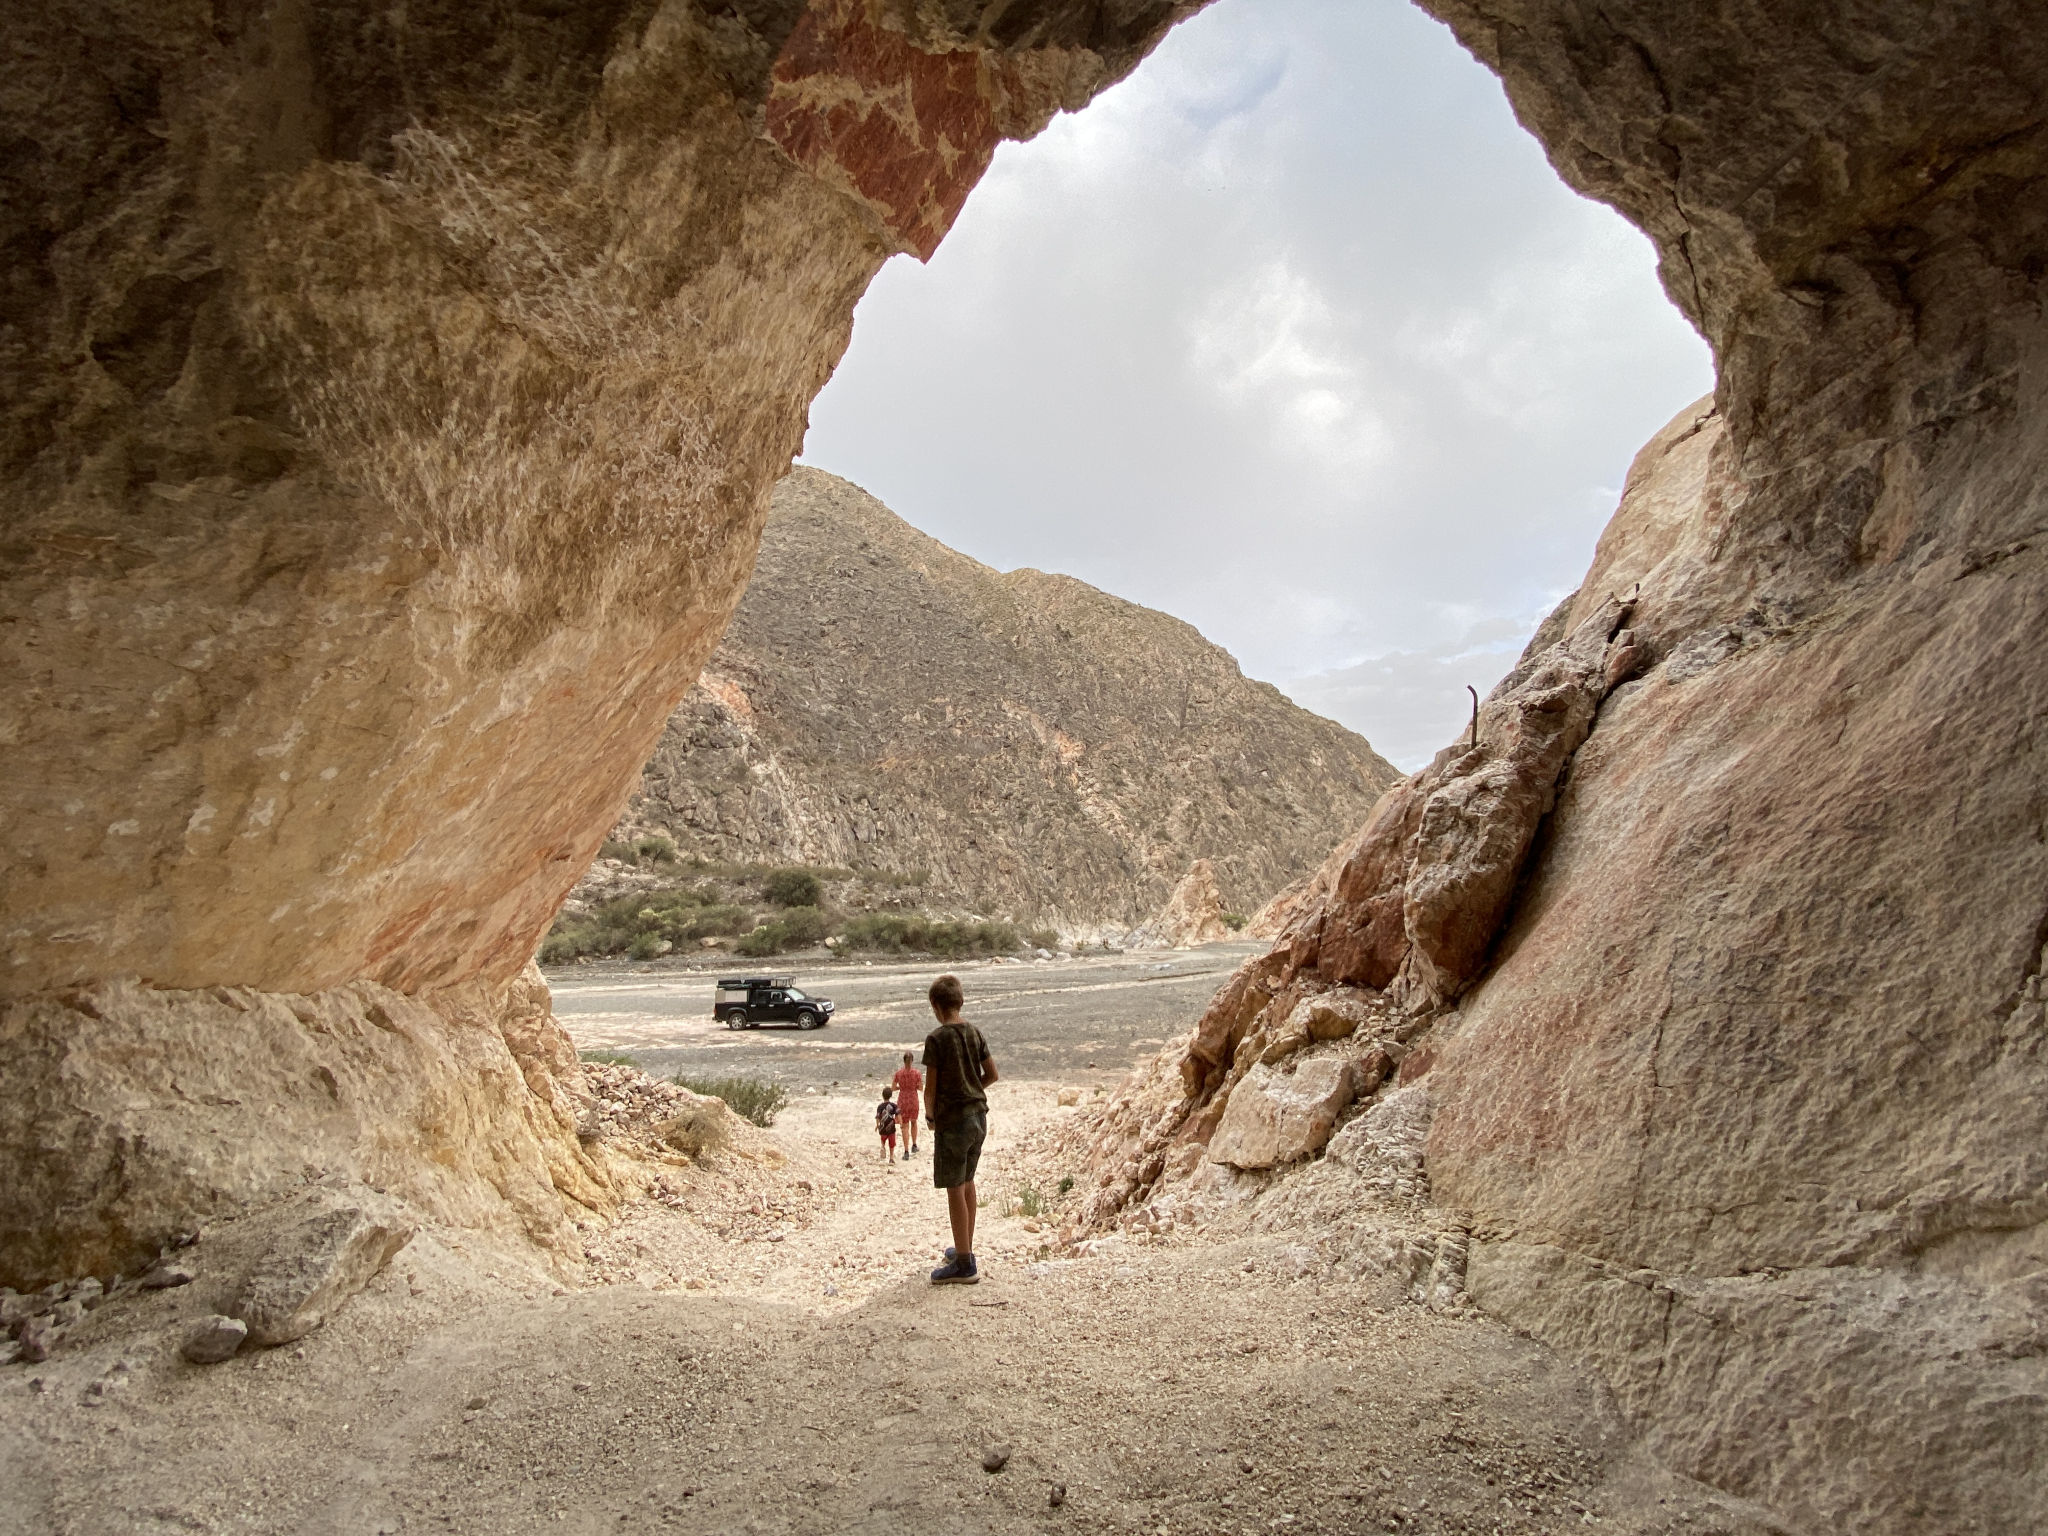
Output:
top-left (762, 868), bottom-right (824, 907)
top-left (1017, 1186), bottom-right (1044, 1218)
top-left (635, 834), bottom-right (678, 863)
top-left (675, 1073), bottom-right (788, 1128)
top-left (538, 884), bottom-right (753, 963)
top-left (1026, 927), bottom-right (1060, 951)
top-left (734, 904), bottom-right (830, 957)
top-left (628, 932), bottom-right (665, 961)
top-left (599, 839), bottom-right (635, 861)
top-left (1057, 1174), bottom-right (1075, 1195)
top-left (1222, 911), bottom-right (1249, 931)
top-left (839, 913), bottom-right (1023, 957)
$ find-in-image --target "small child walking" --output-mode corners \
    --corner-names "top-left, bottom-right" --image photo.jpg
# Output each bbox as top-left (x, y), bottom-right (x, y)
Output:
top-left (892, 1051), bottom-right (924, 1157)
top-left (875, 1085), bottom-right (900, 1162)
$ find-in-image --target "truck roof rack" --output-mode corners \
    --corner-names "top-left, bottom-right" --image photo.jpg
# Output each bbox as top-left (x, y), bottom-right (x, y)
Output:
top-left (716, 976), bottom-right (793, 988)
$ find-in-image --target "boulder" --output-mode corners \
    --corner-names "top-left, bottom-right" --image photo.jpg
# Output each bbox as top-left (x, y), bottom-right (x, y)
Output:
top-left (234, 1203), bottom-right (415, 1348)
top-left (179, 1316), bottom-right (248, 1365)
top-left (1206, 1057), bottom-right (1360, 1171)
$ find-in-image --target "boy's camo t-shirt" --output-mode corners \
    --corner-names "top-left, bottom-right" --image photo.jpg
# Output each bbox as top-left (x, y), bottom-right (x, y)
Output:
top-left (922, 1019), bottom-right (990, 1126)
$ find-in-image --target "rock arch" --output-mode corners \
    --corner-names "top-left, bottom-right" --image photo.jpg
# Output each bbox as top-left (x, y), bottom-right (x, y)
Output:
top-left (4, 1), bottom-right (2045, 1525)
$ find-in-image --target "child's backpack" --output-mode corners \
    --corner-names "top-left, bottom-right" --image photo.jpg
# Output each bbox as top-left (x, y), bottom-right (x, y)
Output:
top-left (877, 1100), bottom-right (899, 1134)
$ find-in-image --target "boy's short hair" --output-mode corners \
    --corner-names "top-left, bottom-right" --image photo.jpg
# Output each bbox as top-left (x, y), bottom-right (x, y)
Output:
top-left (881, 1085), bottom-right (894, 1097)
top-left (902, 1050), bottom-right (914, 1063)
top-left (928, 974), bottom-right (964, 1014)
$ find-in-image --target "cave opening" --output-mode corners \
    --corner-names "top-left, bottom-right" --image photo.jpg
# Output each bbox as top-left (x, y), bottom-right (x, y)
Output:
top-left (798, 0), bottom-right (1713, 771)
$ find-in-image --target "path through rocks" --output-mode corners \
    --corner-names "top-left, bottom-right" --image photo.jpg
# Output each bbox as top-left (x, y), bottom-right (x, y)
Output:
top-left (3, 1086), bottom-right (1789, 1535)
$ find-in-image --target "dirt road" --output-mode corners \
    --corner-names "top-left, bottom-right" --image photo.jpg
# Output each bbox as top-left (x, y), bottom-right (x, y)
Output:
top-left (546, 944), bottom-right (1264, 1092)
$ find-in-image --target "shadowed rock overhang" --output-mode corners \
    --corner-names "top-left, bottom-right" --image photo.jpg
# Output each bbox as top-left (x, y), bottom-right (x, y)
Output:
top-left (3, 1), bottom-right (2045, 1529)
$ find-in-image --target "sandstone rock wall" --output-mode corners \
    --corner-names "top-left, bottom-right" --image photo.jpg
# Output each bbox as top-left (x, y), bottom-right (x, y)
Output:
top-left (1073, 386), bottom-right (2048, 1530)
top-left (1, 0), bottom-right (1185, 1001)
top-left (1051, 7), bottom-right (2048, 1524)
top-left (1, 0), bottom-right (1187, 1280)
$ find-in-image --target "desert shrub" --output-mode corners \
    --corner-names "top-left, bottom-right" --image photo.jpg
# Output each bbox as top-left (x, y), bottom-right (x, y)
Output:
top-left (635, 834), bottom-right (678, 863)
top-left (1016, 1186), bottom-right (1044, 1218)
top-left (627, 932), bottom-right (665, 961)
top-left (539, 885), bottom-right (753, 962)
top-left (1026, 928), bottom-right (1060, 950)
top-left (1222, 911), bottom-right (1249, 931)
top-left (1057, 1174), bottom-right (1075, 1195)
top-left (599, 839), bottom-right (635, 861)
top-left (579, 1050), bottom-right (638, 1067)
top-left (839, 913), bottom-right (1023, 957)
top-left (675, 1073), bottom-right (788, 1128)
top-left (733, 904), bottom-right (829, 956)
top-left (762, 868), bottom-right (824, 907)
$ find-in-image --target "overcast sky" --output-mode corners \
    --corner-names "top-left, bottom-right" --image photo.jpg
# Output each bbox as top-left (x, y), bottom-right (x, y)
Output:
top-left (798, 0), bottom-right (1713, 770)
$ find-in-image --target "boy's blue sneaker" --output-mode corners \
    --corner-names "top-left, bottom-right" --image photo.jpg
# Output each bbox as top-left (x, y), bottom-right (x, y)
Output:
top-left (930, 1253), bottom-right (979, 1285)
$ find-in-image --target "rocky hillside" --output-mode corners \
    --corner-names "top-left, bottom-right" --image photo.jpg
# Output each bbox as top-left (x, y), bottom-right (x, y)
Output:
top-left (601, 468), bottom-right (1399, 928)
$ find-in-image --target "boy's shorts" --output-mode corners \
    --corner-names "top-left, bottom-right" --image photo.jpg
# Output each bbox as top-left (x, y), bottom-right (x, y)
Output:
top-left (931, 1107), bottom-right (986, 1189)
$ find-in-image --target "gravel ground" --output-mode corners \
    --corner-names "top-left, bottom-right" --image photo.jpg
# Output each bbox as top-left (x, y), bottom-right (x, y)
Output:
top-left (1, 1138), bottom-right (1788, 1536)
top-left (2, 960), bottom-right (1792, 1534)
top-left (545, 944), bottom-right (1265, 1093)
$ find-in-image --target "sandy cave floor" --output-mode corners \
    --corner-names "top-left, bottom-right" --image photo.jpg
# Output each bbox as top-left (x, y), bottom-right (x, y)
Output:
top-left (3, 1050), bottom-right (1790, 1534)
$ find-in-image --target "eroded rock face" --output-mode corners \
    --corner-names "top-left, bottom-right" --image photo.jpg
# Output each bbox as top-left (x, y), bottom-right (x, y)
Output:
top-left (1127, 860), bottom-right (1234, 949)
top-left (1, 0), bottom-right (1183, 1000)
top-left (0, 964), bottom-right (611, 1288)
top-left (0, 0), bottom-right (1188, 1283)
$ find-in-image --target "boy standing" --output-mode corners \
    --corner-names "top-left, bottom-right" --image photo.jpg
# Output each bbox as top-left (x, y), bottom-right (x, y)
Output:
top-left (922, 973), bottom-right (997, 1285)
top-left (875, 1085), bottom-right (899, 1162)
top-left (892, 1051), bottom-right (924, 1157)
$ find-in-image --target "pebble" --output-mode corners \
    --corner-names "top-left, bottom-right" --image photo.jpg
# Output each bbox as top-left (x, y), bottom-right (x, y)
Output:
top-left (982, 1444), bottom-right (1012, 1474)
top-left (142, 1263), bottom-right (197, 1290)
top-left (466, 1396), bottom-right (488, 1411)
top-left (1049, 1483), bottom-right (1067, 1508)
top-left (180, 1315), bottom-right (248, 1364)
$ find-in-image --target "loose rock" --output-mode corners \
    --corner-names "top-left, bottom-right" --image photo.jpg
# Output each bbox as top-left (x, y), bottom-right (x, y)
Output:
top-left (141, 1263), bottom-right (196, 1289)
top-left (236, 1203), bottom-right (415, 1347)
top-left (982, 1444), bottom-right (1012, 1473)
top-left (17, 1316), bottom-right (60, 1362)
top-left (180, 1315), bottom-right (248, 1364)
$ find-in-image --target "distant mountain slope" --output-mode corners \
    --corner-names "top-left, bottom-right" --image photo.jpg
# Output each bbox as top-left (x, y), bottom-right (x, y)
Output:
top-left (603, 468), bottom-right (1399, 927)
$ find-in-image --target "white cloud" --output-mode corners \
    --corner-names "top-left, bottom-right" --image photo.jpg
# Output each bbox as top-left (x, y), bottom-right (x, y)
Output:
top-left (799, 0), bottom-right (1712, 772)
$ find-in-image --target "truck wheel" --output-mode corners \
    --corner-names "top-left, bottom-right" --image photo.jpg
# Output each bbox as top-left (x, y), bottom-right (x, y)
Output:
top-left (797, 1010), bottom-right (820, 1030)
top-left (722, 1009), bottom-right (748, 1030)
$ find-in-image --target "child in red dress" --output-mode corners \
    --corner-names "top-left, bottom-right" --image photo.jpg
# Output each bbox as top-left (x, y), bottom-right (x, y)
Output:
top-left (891, 1051), bottom-right (924, 1157)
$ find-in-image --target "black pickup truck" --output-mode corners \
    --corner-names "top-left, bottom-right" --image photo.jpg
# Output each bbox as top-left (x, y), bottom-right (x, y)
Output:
top-left (713, 976), bottom-right (835, 1030)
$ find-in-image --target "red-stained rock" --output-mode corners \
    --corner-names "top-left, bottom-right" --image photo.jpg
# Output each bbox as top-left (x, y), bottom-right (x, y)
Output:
top-left (766, 0), bottom-right (1002, 261)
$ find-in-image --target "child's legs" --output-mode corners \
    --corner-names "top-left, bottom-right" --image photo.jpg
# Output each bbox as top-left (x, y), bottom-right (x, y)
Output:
top-left (945, 1181), bottom-right (976, 1255)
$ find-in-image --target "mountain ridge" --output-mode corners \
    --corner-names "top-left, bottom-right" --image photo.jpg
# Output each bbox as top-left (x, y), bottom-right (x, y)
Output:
top-left (599, 467), bottom-right (1399, 928)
